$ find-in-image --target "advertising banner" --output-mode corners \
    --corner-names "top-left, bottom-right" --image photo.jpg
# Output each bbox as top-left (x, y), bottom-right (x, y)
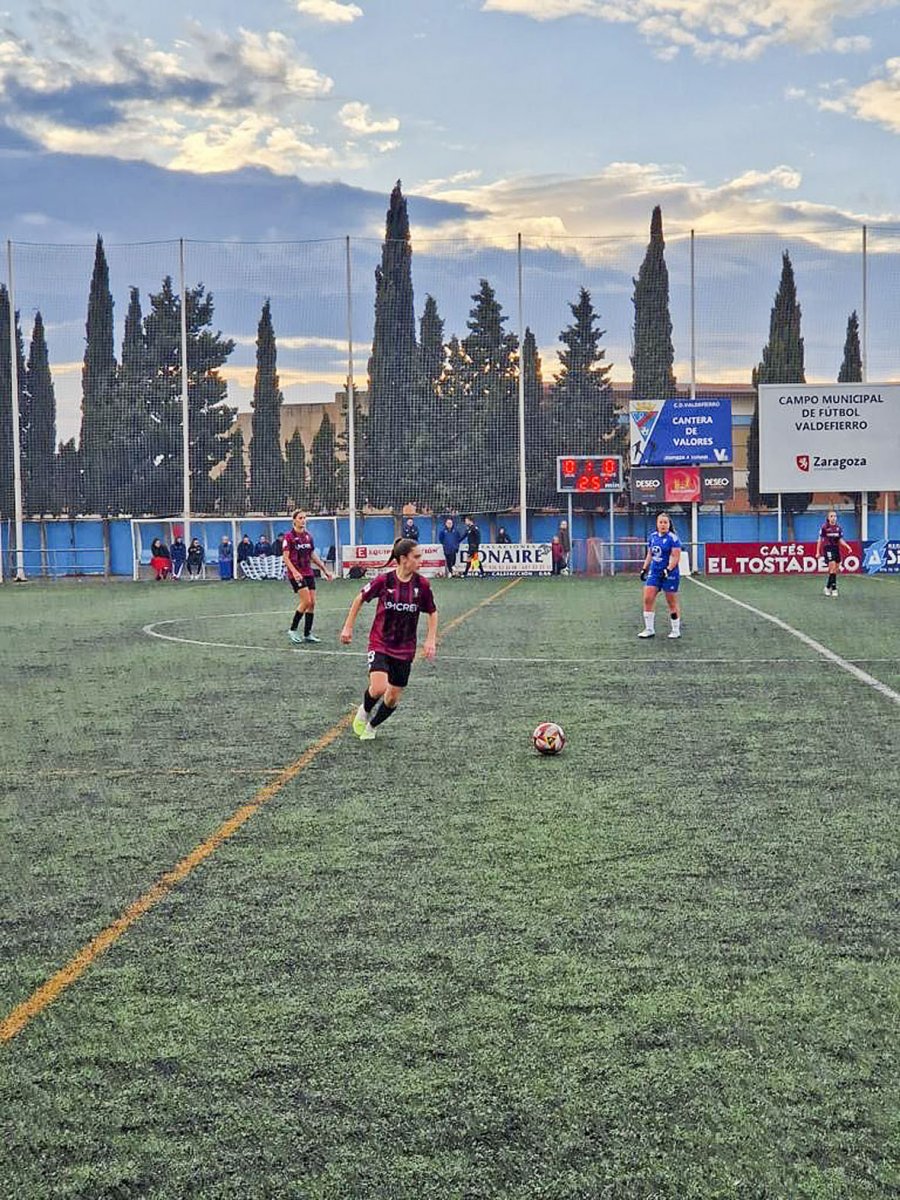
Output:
top-left (861, 539), bottom-right (900, 574)
top-left (630, 465), bottom-right (733, 503)
top-left (705, 540), bottom-right (863, 575)
top-left (758, 383), bottom-right (900, 492)
top-left (630, 398), bottom-right (732, 466)
top-left (342, 543), bottom-right (445, 578)
top-left (473, 543), bottom-right (552, 575)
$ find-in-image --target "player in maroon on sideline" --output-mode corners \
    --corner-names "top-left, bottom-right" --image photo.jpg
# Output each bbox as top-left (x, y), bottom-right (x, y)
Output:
top-left (283, 510), bottom-right (333, 644)
top-left (816, 509), bottom-right (853, 598)
top-left (340, 538), bottom-right (438, 740)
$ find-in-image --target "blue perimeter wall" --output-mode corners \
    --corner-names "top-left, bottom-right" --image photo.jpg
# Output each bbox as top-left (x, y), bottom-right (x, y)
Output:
top-left (2, 511), bottom-right (900, 578)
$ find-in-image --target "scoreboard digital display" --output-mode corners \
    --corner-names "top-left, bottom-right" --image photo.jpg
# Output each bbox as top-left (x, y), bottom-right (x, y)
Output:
top-left (556, 455), bottom-right (623, 494)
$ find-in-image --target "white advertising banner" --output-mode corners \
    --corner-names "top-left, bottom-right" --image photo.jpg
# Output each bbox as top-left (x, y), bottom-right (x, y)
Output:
top-left (758, 383), bottom-right (900, 492)
top-left (342, 544), bottom-right (446, 578)
top-left (475, 543), bottom-right (552, 575)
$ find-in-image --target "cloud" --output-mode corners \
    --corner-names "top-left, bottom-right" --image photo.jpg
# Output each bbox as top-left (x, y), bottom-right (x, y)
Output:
top-left (815, 56), bottom-right (900, 133)
top-left (481, 0), bottom-right (897, 61)
top-left (0, 20), bottom-right (399, 175)
top-left (295, 0), bottom-right (364, 22)
top-left (338, 101), bottom-right (400, 135)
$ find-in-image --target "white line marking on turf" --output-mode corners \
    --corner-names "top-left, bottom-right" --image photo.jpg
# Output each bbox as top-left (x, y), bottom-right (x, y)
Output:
top-left (689, 577), bottom-right (900, 708)
top-left (143, 618), bottom-right (900, 668)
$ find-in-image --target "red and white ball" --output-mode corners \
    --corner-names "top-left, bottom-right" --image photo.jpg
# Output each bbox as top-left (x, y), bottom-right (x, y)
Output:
top-left (532, 721), bottom-right (566, 756)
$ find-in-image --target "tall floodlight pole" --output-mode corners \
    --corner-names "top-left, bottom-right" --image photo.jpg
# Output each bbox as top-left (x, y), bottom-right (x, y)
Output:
top-left (346, 236), bottom-right (357, 552)
top-left (179, 239), bottom-right (191, 547)
top-left (517, 233), bottom-right (527, 544)
top-left (7, 241), bottom-right (25, 580)
top-left (690, 230), bottom-right (698, 569)
top-left (861, 225), bottom-right (869, 543)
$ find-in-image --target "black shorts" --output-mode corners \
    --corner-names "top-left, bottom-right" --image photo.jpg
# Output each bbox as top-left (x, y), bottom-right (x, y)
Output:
top-left (367, 650), bottom-right (412, 688)
top-left (290, 574), bottom-right (316, 593)
top-left (823, 545), bottom-right (841, 564)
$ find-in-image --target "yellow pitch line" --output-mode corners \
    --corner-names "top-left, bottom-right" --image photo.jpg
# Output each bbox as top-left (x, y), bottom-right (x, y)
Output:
top-left (1, 577), bottom-right (521, 1046)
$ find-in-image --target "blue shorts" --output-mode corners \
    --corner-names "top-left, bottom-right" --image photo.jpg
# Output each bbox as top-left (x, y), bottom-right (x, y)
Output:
top-left (646, 570), bottom-right (680, 593)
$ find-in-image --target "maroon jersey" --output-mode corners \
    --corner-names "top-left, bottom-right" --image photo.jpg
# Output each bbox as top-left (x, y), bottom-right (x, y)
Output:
top-left (819, 522), bottom-right (844, 547)
top-left (283, 529), bottom-right (315, 578)
top-left (361, 570), bottom-right (436, 661)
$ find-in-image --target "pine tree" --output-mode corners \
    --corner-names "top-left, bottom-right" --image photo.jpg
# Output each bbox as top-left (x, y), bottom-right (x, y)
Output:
top-left (631, 206), bottom-right (676, 401)
top-left (218, 427), bottom-right (247, 515)
top-left (79, 236), bottom-right (119, 514)
top-left (249, 299), bottom-right (287, 512)
top-left (140, 277), bottom-right (235, 515)
top-left (366, 180), bottom-right (417, 508)
top-left (457, 280), bottom-right (519, 511)
top-left (285, 430), bottom-right (309, 511)
top-left (0, 287), bottom-right (27, 518)
top-left (748, 252), bottom-right (810, 514)
top-left (309, 413), bottom-right (338, 513)
top-left (24, 313), bottom-right (57, 516)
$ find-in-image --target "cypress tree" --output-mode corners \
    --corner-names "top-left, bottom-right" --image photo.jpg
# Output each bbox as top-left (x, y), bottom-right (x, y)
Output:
top-left (56, 438), bottom-right (81, 517)
top-left (309, 413), bottom-right (338, 513)
top-left (522, 328), bottom-right (548, 507)
top-left (838, 310), bottom-right (864, 513)
top-left (631, 206), bottom-right (676, 401)
top-left (119, 286), bottom-right (151, 514)
top-left (411, 295), bottom-right (447, 510)
top-left (0, 287), bottom-right (27, 518)
top-left (747, 251), bottom-right (810, 514)
top-left (24, 313), bottom-right (57, 516)
top-left (249, 299), bottom-right (287, 512)
top-left (219, 427), bottom-right (248, 515)
top-left (366, 180), bottom-right (417, 508)
top-left (80, 236), bottom-right (118, 514)
top-left (285, 430), bottom-right (309, 511)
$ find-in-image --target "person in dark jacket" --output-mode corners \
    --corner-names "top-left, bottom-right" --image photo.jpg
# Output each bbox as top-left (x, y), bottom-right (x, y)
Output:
top-left (401, 516), bottom-right (420, 542)
top-left (218, 536), bottom-right (234, 580)
top-left (187, 537), bottom-right (205, 579)
top-left (254, 534), bottom-right (272, 557)
top-left (496, 526), bottom-right (512, 544)
top-left (438, 517), bottom-right (463, 578)
top-left (462, 516), bottom-right (485, 578)
top-left (150, 537), bottom-right (171, 581)
top-left (169, 535), bottom-right (186, 580)
top-left (272, 531), bottom-right (285, 557)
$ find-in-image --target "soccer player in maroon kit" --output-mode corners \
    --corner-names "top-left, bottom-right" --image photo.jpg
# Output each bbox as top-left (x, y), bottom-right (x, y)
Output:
top-left (340, 538), bottom-right (438, 740)
top-left (816, 509), bottom-right (853, 597)
top-left (282, 510), bottom-right (332, 644)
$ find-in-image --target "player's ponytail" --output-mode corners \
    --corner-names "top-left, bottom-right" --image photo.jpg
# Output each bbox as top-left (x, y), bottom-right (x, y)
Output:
top-left (385, 536), bottom-right (418, 568)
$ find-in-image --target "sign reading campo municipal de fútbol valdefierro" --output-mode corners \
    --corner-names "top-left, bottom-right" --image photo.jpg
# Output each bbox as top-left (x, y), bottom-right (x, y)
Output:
top-left (758, 383), bottom-right (900, 493)
top-left (629, 399), bottom-right (732, 466)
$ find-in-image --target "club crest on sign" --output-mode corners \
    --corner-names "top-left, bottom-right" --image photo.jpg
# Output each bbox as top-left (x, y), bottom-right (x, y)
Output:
top-left (796, 454), bottom-right (810, 472)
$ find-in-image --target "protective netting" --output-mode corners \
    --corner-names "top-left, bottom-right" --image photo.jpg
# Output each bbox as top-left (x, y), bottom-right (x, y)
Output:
top-left (1, 225), bottom-right (898, 533)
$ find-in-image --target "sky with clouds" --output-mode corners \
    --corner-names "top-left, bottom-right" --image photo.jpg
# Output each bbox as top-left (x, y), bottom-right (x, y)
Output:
top-left (1, 0), bottom-right (899, 436)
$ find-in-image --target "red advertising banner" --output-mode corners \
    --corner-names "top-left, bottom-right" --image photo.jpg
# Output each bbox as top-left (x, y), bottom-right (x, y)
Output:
top-left (664, 466), bottom-right (701, 502)
top-left (705, 541), bottom-right (863, 575)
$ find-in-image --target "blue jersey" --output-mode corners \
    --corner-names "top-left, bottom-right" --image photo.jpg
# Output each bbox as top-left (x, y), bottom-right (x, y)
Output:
top-left (647, 530), bottom-right (681, 574)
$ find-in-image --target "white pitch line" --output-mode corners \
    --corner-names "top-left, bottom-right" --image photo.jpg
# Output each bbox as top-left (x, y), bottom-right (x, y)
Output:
top-left (689, 577), bottom-right (900, 707)
top-left (142, 619), bottom-right (900, 669)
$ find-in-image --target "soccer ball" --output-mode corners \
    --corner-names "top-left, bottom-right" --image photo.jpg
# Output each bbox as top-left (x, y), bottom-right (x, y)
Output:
top-left (532, 721), bottom-right (566, 756)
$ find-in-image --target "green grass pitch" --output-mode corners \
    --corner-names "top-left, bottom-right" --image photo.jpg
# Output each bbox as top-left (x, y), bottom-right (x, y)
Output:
top-left (1, 573), bottom-right (898, 1199)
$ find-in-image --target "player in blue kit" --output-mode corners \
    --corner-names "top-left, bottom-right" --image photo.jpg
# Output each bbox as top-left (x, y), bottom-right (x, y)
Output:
top-left (638, 511), bottom-right (682, 639)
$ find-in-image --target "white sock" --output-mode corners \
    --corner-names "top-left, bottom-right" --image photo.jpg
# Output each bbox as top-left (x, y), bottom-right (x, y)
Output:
top-left (670, 616), bottom-right (681, 634)
top-left (643, 611), bottom-right (655, 632)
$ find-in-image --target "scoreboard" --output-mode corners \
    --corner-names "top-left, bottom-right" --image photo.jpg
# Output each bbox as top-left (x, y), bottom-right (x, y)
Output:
top-left (556, 455), bottom-right (623, 494)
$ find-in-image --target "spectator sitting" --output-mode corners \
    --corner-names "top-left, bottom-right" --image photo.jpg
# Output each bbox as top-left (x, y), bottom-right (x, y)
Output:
top-left (237, 534), bottom-right (254, 567)
top-left (218, 535), bottom-right (234, 580)
top-left (496, 526), bottom-right (512, 544)
top-left (272, 531), bottom-right (285, 557)
top-left (170, 535), bottom-right (186, 580)
top-left (187, 537), bottom-right (205, 579)
top-left (402, 516), bottom-right (420, 542)
top-left (254, 534), bottom-right (272, 557)
top-left (150, 537), bottom-right (171, 581)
